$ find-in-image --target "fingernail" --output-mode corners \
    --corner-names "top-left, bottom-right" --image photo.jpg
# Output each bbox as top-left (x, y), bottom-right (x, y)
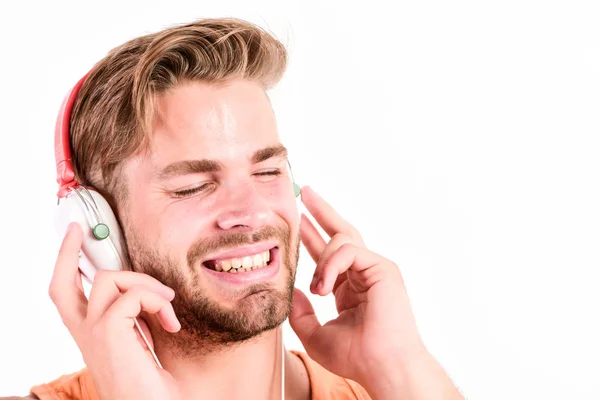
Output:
top-left (317, 279), bottom-right (324, 292)
top-left (310, 274), bottom-right (318, 290)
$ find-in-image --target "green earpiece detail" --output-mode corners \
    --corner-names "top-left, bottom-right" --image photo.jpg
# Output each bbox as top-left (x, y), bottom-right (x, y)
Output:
top-left (293, 182), bottom-right (301, 198)
top-left (93, 223), bottom-right (110, 240)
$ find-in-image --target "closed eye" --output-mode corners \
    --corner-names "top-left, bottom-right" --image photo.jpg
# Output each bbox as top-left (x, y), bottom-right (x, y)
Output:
top-left (254, 169), bottom-right (282, 182)
top-left (172, 183), bottom-right (211, 198)
top-left (255, 170), bottom-right (281, 176)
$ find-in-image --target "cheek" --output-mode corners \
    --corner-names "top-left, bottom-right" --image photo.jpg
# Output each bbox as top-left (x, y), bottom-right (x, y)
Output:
top-left (159, 202), bottom-right (212, 249)
top-left (261, 182), bottom-right (300, 233)
top-left (129, 196), bottom-right (208, 258)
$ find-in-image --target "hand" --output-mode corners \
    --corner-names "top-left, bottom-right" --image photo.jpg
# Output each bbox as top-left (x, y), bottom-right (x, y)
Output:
top-left (48, 223), bottom-right (181, 400)
top-left (289, 187), bottom-right (462, 399)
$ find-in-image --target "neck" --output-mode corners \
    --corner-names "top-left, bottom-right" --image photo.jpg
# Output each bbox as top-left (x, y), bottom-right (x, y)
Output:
top-left (152, 326), bottom-right (288, 400)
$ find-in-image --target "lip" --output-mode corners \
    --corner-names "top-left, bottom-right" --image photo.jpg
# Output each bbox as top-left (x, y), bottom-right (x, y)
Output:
top-left (202, 241), bottom-right (278, 263)
top-left (201, 247), bottom-right (281, 285)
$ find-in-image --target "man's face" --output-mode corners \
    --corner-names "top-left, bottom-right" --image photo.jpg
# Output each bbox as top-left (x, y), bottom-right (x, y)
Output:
top-left (119, 79), bottom-right (300, 351)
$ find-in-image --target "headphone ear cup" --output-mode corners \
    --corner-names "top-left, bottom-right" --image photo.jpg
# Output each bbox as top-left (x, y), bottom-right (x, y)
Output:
top-left (55, 188), bottom-right (128, 282)
top-left (293, 182), bottom-right (301, 198)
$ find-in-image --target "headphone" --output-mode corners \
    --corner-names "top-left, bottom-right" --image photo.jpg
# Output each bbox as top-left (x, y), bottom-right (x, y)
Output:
top-left (54, 72), bottom-right (301, 284)
top-left (54, 72), bottom-right (129, 284)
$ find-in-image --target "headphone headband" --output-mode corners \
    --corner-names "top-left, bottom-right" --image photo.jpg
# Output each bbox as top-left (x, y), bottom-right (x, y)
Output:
top-left (55, 72), bottom-right (89, 198)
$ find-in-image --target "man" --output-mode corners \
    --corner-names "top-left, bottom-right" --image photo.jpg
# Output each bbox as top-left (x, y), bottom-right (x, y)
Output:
top-left (4, 18), bottom-right (463, 399)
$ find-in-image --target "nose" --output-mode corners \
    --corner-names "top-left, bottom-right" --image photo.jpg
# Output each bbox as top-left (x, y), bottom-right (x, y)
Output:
top-left (215, 181), bottom-right (273, 231)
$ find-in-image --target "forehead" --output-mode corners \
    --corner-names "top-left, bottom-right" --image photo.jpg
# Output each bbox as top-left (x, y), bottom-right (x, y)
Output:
top-left (146, 79), bottom-right (279, 167)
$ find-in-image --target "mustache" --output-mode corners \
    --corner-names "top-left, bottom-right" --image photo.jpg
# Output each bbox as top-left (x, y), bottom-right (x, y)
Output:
top-left (186, 225), bottom-right (290, 267)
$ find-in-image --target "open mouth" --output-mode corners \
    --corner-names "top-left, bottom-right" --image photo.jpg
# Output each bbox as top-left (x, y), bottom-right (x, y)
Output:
top-left (202, 247), bottom-right (276, 274)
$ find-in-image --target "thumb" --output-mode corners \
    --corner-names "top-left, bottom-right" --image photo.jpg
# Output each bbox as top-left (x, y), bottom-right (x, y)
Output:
top-left (289, 288), bottom-right (321, 350)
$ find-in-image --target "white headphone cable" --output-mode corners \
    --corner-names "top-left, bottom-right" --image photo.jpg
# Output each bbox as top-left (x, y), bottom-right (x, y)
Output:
top-left (281, 324), bottom-right (285, 400)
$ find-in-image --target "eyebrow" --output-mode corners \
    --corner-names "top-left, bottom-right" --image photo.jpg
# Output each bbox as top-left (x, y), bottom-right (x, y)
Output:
top-left (251, 144), bottom-right (288, 164)
top-left (157, 159), bottom-right (222, 180)
top-left (156, 144), bottom-right (288, 181)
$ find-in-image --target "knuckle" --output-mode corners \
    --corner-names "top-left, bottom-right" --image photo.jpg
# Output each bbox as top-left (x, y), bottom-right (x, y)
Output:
top-left (93, 269), bottom-right (111, 283)
top-left (331, 232), bottom-right (346, 240)
top-left (339, 242), bottom-right (356, 253)
top-left (127, 284), bottom-right (146, 296)
top-left (127, 285), bottom-right (158, 306)
top-left (331, 232), bottom-right (352, 245)
top-left (47, 284), bottom-right (58, 303)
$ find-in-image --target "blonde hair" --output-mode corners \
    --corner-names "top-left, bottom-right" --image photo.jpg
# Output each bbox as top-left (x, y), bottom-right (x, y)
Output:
top-left (69, 18), bottom-right (287, 201)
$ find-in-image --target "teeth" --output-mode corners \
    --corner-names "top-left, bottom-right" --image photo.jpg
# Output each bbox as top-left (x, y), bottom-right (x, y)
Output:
top-left (211, 250), bottom-right (272, 273)
top-left (221, 260), bottom-right (232, 272)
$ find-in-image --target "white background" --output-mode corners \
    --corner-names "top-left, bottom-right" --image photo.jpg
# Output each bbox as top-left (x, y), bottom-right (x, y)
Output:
top-left (1, 0), bottom-right (599, 398)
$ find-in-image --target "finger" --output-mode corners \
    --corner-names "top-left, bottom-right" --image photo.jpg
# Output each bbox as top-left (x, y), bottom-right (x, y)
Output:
top-left (300, 186), bottom-right (364, 245)
top-left (300, 213), bottom-right (327, 263)
top-left (87, 271), bottom-right (175, 323)
top-left (317, 243), bottom-right (385, 296)
top-left (289, 288), bottom-right (322, 350)
top-left (104, 285), bottom-right (181, 333)
top-left (289, 288), bottom-right (347, 367)
top-left (310, 233), bottom-right (353, 293)
top-left (300, 217), bottom-right (350, 295)
top-left (332, 272), bottom-right (349, 295)
top-left (48, 222), bottom-right (88, 331)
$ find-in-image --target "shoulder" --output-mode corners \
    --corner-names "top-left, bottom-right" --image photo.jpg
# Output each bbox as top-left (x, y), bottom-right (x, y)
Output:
top-left (290, 350), bottom-right (372, 400)
top-left (22, 368), bottom-right (96, 400)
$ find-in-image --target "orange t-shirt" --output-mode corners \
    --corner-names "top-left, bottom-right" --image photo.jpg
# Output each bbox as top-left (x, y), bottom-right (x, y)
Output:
top-left (29, 351), bottom-right (371, 399)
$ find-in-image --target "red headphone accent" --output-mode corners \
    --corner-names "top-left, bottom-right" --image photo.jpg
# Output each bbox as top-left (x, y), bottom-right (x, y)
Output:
top-left (54, 72), bottom-right (90, 198)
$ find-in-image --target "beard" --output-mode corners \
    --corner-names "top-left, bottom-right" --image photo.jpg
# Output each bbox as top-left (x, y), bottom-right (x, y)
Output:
top-left (124, 222), bottom-right (300, 356)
